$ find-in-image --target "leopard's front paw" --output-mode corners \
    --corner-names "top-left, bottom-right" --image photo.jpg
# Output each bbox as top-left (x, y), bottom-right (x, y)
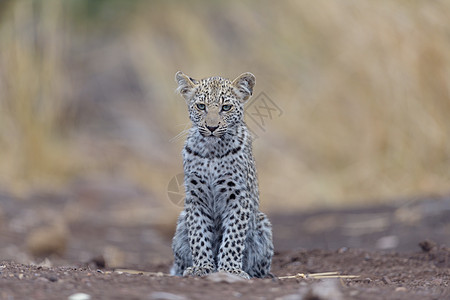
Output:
top-left (183, 264), bottom-right (214, 277)
top-left (219, 268), bottom-right (251, 279)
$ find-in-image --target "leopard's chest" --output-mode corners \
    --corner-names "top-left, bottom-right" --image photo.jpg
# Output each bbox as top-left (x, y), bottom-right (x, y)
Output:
top-left (184, 152), bottom-right (242, 180)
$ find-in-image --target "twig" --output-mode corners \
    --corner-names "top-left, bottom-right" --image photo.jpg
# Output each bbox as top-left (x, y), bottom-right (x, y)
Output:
top-left (110, 269), bottom-right (171, 276)
top-left (278, 271), bottom-right (359, 280)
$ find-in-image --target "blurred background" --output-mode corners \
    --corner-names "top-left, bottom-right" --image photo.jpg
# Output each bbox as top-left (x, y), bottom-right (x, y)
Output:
top-left (0, 0), bottom-right (449, 265)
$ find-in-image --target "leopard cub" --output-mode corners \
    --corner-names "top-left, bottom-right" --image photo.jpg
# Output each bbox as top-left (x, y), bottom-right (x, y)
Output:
top-left (170, 71), bottom-right (273, 279)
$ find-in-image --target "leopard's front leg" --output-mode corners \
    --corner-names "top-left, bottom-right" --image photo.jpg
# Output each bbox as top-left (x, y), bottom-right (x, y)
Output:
top-left (183, 176), bottom-right (216, 277)
top-left (217, 190), bottom-right (251, 279)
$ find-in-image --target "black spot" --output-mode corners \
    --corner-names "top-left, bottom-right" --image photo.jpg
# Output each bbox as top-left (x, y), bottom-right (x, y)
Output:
top-left (185, 146), bottom-right (204, 158)
top-left (217, 179), bottom-right (226, 185)
top-left (220, 188), bottom-right (227, 193)
top-left (229, 194), bottom-right (236, 200)
top-left (227, 181), bottom-right (236, 187)
top-left (191, 179), bottom-right (198, 185)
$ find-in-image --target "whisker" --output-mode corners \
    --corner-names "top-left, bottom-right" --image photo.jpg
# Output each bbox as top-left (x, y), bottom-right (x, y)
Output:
top-left (170, 129), bottom-right (190, 142)
top-left (170, 122), bottom-right (191, 143)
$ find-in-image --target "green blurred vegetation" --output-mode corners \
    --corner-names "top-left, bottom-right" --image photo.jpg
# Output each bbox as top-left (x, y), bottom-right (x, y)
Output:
top-left (1, 0), bottom-right (449, 210)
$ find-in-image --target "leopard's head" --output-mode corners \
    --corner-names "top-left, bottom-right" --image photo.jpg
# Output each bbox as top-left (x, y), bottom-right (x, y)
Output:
top-left (175, 72), bottom-right (255, 138)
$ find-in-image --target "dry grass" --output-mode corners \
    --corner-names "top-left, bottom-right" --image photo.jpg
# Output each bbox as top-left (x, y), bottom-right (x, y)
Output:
top-left (0, 0), bottom-right (80, 193)
top-left (1, 0), bottom-right (449, 210)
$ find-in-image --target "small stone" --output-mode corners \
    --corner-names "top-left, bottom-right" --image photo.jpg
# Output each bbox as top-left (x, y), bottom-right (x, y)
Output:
top-left (36, 258), bottom-right (53, 268)
top-left (149, 291), bottom-right (187, 300)
top-left (419, 240), bottom-right (437, 252)
top-left (376, 235), bottom-right (399, 250)
top-left (68, 293), bottom-right (91, 300)
top-left (395, 287), bottom-right (407, 292)
top-left (206, 271), bottom-right (246, 283)
top-left (430, 278), bottom-right (443, 285)
top-left (338, 247), bottom-right (348, 253)
top-left (90, 255), bottom-right (106, 268)
top-left (382, 276), bottom-right (392, 285)
top-left (36, 277), bottom-right (50, 282)
top-left (275, 294), bottom-right (301, 300)
top-left (26, 222), bottom-right (68, 257)
top-left (362, 277), bottom-right (372, 284)
top-left (299, 279), bottom-right (343, 300)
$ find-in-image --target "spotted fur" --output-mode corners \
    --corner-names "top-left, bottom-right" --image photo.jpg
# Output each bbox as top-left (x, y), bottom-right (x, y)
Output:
top-left (170, 72), bottom-right (273, 279)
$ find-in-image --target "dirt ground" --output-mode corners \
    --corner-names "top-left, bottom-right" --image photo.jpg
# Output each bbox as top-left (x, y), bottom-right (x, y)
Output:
top-left (0, 184), bottom-right (449, 300)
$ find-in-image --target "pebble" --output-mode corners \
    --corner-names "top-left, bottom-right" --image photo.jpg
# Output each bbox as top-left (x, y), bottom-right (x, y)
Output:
top-left (395, 287), bottom-right (407, 292)
top-left (36, 277), bottom-right (50, 282)
top-left (149, 291), bottom-right (188, 300)
top-left (206, 271), bottom-right (246, 283)
top-left (362, 277), bottom-right (372, 284)
top-left (299, 279), bottom-right (343, 300)
top-left (338, 247), bottom-right (348, 253)
top-left (275, 294), bottom-right (301, 300)
top-left (376, 235), bottom-right (399, 250)
top-left (419, 239), bottom-right (437, 252)
top-left (382, 276), bottom-right (392, 285)
top-left (68, 293), bottom-right (91, 300)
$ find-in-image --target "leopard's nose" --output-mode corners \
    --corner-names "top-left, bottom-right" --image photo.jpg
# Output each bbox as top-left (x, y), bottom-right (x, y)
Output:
top-left (206, 126), bottom-right (219, 132)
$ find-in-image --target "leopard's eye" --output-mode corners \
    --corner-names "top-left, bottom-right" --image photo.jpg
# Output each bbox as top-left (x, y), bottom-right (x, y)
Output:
top-left (221, 104), bottom-right (232, 111)
top-left (196, 103), bottom-right (206, 110)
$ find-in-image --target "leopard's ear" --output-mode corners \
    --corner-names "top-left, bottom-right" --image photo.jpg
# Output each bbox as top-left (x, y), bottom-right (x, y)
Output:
top-left (175, 71), bottom-right (198, 101)
top-left (232, 72), bottom-right (255, 102)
